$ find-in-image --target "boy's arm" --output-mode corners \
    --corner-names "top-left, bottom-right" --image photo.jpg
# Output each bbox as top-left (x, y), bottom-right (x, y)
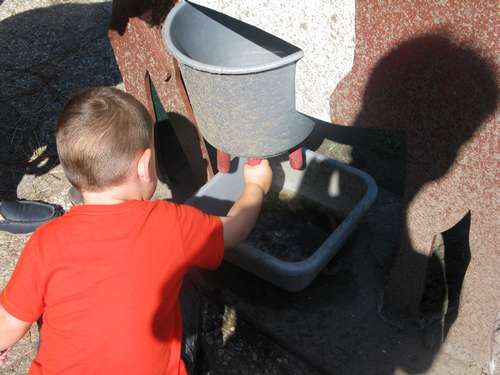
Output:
top-left (0, 233), bottom-right (44, 362)
top-left (220, 160), bottom-right (272, 249)
top-left (220, 183), bottom-right (264, 249)
top-left (0, 301), bottom-right (31, 362)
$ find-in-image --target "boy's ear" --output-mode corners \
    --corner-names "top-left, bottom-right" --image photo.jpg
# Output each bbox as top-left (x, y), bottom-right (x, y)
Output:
top-left (137, 148), bottom-right (153, 183)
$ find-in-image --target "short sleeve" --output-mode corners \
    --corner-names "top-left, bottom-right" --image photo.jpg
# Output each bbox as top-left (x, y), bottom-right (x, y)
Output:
top-left (175, 204), bottom-right (224, 269)
top-left (1, 233), bottom-right (45, 322)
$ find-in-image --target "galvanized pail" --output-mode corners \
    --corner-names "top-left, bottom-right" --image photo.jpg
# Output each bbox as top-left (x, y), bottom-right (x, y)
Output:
top-left (162, 1), bottom-right (314, 158)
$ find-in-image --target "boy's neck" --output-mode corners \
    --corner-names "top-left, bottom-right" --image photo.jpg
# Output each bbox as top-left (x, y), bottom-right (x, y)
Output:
top-left (81, 183), bottom-right (146, 205)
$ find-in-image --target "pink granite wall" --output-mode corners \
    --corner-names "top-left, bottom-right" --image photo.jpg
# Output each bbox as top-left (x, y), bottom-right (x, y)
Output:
top-left (330, 0), bottom-right (498, 367)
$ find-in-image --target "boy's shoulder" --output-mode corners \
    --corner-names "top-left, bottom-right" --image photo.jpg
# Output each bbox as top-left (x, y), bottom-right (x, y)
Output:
top-left (26, 200), bottom-right (176, 251)
top-left (31, 199), bottom-right (199, 236)
top-left (34, 199), bottom-right (181, 232)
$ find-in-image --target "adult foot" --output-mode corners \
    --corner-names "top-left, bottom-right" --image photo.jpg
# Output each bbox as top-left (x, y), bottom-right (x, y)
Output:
top-left (0, 200), bottom-right (62, 234)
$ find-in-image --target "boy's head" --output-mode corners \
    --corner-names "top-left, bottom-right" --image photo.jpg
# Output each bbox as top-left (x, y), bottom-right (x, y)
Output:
top-left (56, 87), bottom-right (155, 195)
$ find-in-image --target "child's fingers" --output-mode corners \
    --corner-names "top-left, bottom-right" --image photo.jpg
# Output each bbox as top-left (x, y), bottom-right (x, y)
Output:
top-left (246, 159), bottom-right (261, 166)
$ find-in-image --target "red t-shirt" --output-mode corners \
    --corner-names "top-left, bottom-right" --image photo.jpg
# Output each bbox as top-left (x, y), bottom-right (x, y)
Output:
top-left (1, 200), bottom-right (224, 375)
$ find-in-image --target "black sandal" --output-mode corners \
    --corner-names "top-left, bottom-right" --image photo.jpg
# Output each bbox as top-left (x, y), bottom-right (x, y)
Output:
top-left (0, 200), bottom-right (62, 234)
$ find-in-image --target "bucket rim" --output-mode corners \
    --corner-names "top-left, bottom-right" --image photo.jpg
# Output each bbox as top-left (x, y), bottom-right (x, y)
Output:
top-left (162, 1), bottom-right (304, 75)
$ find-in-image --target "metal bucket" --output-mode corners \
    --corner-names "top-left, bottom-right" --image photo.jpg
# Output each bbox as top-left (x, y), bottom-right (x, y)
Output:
top-left (162, 1), bottom-right (314, 158)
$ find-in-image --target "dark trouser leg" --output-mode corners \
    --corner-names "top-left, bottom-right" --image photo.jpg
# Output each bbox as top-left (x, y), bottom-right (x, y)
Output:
top-left (181, 275), bottom-right (209, 375)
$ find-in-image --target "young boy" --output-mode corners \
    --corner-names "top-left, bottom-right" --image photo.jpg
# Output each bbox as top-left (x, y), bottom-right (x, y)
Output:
top-left (0, 87), bottom-right (272, 374)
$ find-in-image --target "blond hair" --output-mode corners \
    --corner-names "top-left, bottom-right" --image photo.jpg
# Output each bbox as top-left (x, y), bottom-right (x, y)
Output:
top-left (56, 87), bottom-right (153, 191)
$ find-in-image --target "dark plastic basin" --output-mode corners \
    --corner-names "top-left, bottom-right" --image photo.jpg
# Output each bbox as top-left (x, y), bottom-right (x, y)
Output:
top-left (187, 149), bottom-right (378, 291)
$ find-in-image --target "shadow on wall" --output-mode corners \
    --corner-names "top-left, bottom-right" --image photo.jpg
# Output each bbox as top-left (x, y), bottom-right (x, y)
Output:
top-left (347, 32), bottom-right (497, 359)
top-left (351, 32), bottom-right (497, 322)
top-left (109, 0), bottom-right (175, 35)
top-left (149, 78), bottom-right (211, 203)
top-left (0, 1), bottom-right (121, 200)
top-left (305, 32), bottom-right (497, 373)
top-left (354, 33), bottom-right (497, 194)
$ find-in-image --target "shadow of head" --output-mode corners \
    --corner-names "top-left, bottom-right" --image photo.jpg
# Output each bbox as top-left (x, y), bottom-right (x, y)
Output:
top-left (354, 33), bottom-right (497, 187)
top-left (0, 2), bottom-right (121, 199)
top-left (109, 0), bottom-right (176, 35)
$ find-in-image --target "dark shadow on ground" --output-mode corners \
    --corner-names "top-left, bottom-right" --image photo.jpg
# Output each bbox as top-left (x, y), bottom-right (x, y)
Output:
top-left (0, 1), bottom-right (121, 200)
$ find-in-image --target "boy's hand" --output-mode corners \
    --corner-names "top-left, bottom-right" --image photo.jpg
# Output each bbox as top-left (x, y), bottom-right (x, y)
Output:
top-left (243, 159), bottom-right (272, 194)
top-left (220, 159), bottom-right (272, 249)
top-left (0, 348), bottom-right (9, 366)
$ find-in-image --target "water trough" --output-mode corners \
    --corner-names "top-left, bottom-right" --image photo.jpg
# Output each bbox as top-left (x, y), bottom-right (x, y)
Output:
top-left (188, 149), bottom-right (378, 292)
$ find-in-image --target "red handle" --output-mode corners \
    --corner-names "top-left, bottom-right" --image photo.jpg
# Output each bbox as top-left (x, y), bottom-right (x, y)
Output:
top-left (217, 149), bottom-right (231, 173)
top-left (247, 159), bottom-right (262, 166)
